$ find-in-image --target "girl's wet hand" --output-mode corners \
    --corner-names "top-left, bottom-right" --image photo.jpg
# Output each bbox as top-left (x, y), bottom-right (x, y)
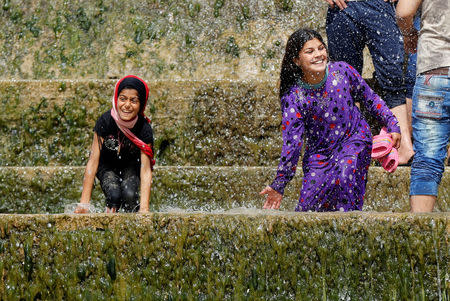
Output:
top-left (139, 207), bottom-right (149, 213)
top-left (260, 186), bottom-right (283, 209)
top-left (74, 204), bottom-right (89, 214)
top-left (390, 132), bottom-right (401, 149)
top-left (324, 0), bottom-right (348, 10)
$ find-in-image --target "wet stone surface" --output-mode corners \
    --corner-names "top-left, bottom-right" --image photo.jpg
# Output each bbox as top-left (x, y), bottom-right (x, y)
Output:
top-left (1, 166), bottom-right (448, 214)
top-left (0, 0), bottom-right (329, 80)
top-left (0, 212), bottom-right (447, 299)
top-left (0, 1), bottom-right (447, 299)
top-left (1, 79), bottom-right (386, 167)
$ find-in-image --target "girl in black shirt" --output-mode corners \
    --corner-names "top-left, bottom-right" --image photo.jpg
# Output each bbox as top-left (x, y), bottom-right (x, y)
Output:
top-left (78, 75), bottom-right (155, 213)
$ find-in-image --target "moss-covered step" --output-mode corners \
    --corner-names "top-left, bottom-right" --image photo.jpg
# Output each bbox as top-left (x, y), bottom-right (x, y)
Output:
top-left (0, 79), bottom-right (280, 166)
top-left (1, 79), bottom-right (384, 166)
top-left (1, 166), bottom-right (448, 214)
top-left (0, 212), bottom-right (447, 300)
top-left (0, 0), bottom-right (333, 80)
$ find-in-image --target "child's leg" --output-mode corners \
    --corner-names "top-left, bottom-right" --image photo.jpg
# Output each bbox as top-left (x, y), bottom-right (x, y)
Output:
top-left (390, 105), bottom-right (415, 164)
top-left (120, 166), bottom-right (140, 212)
top-left (362, 1), bottom-right (413, 164)
top-left (295, 143), bottom-right (370, 212)
top-left (98, 170), bottom-right (122, 211)
top-left (363, 0), bottom-right (405, 107)
top-left (410, 75), bottom-right (450, 212)
top-left (334, 145), bottom-right (371, 211)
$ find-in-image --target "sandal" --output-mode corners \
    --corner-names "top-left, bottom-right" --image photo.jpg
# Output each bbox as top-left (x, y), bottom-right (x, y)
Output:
top-left (371, 127), bottom-right (393, 159)
top-left (379, 148), bottom-right (399, 173)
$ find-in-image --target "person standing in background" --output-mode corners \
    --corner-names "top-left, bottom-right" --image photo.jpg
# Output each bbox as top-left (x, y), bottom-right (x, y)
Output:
top-left (403, 15), bottom-right (420, 166)
top-left (396, 0), bottom-right (450, 212)
top-left (324, 0), bottom-right (415, 165)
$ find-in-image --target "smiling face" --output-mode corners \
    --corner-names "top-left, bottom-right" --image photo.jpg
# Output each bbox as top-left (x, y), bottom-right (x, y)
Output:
top-left (293, 38), bottom-right (328, 84)
top-left (117, 88), bottom-right (140, 121)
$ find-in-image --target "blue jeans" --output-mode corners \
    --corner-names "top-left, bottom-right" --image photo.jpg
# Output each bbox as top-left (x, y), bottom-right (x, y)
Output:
top-left (410, 73), bottom-right (450, 196)
top-left (326, 0), bottom-right (406, 108)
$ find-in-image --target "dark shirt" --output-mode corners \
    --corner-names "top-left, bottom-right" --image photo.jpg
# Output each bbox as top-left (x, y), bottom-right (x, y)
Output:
top-left (94, 111), bottom-right (154, 177)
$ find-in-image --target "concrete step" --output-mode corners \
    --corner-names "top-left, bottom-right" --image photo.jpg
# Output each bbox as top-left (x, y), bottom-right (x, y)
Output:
top-left (1, 79), bottom-right (383, 167)
top-left (0, 212), bottom-right (447, 299)
top-left (1, 166), bottom-right (448, 213)
top-left (0, 0), bottom-right (347, 81)
top-left (1, 0), bottom-right (379, 81)
top-left (0, 79), bottom-right (280, 166)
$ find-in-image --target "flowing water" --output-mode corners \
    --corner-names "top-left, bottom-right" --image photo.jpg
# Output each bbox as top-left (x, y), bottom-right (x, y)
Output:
top-left (0, 0), bottom-right (448, 299)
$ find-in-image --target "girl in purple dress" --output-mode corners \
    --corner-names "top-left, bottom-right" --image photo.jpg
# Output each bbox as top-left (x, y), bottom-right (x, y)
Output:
top-left (260, 29), bottom-right (401, 212)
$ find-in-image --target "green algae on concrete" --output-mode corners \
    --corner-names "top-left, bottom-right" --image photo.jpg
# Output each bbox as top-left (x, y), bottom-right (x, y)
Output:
top-left (0, 80), bottom-right (112, 166)
top-left (0, 212), bottom-right (448, 299)
top-left (0, 167), bottom-right (104, 214)
top-left (0, 0), bottom-right (328, 80)
top-left (1, 166), bottom-right (449, 214)
top-left (0, 79), bottom-right (281, 166)
top-left (1, 79), bottom-right (388, 167)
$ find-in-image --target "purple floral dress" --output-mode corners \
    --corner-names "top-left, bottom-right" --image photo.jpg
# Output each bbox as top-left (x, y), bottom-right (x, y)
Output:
top-left (270, 62), bottom-right (400, 212)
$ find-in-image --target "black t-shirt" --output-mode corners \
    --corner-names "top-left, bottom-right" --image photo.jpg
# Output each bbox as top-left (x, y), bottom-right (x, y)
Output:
top-left (94, 111), bottom-right (154, 177)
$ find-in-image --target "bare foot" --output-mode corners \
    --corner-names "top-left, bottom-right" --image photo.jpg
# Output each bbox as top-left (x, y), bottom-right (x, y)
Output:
top-left (391, 104), bottom-right (414, 165)
top-left (398, 148), bottom-right (415, 165)
top-left (447, 148), bottom-right (450, 166)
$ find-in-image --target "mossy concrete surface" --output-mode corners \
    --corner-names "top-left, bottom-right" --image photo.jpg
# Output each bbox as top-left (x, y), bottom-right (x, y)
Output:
top-left (0, 212), bottom-right (447, 299)
top-left (0, 0), bottom-right (332, 80)
top-left (1, 166), bottom-right (449, 214)
top-left (0, 79), bottom-right (283, 166)
top-left (2, 79), bottom-right (387, 166)
top-left (3, 2), bottom-right (447, 299)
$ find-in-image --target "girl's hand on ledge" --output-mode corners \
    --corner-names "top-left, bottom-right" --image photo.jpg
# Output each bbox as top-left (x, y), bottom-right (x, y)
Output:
top-left (260, 186), bottom-right (283, 210)
top-left (74, 202), bottom-right (91, 214)
top-left (138, 208), bottom-right (149, 213)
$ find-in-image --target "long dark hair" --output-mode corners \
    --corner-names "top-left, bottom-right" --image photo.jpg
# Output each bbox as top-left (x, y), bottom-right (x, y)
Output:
top-left (279, 28), bottom-right (327, 99)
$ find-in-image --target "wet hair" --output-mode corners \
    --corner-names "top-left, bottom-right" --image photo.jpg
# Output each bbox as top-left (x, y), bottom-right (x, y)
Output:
top-left (118, 85), bottom-right (139, 100)
top-left (279, 28), bottom-right (327, 99)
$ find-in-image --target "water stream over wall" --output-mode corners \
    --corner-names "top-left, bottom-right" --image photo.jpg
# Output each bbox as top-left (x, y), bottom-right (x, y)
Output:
top-left (0, 0), bottom-right (329, 80)
top-left (0, 0), bottom-right (448, 299)
top-left (0, 213), bottom-right (448, 300)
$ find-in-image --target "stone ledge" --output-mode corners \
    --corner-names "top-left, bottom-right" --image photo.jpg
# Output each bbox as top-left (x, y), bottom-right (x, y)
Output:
top-left (0, 0), bottom-right (330, 80)
top-left (0, 212), bottom-right (447, 299)
top-left (0, 78), bottom-right (383, 166)
top-left (1, 166), bottom-right (448, 213)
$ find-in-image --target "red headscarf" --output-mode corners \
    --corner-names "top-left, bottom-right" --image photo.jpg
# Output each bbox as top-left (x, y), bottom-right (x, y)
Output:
top-left (110, 75), bottom-right (155, 169)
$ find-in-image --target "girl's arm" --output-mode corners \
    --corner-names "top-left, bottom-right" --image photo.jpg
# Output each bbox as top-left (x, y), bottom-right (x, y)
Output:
top-left (269, 91), bottom-right (305, 196)
top-left (262, 90), bottom-right (304, 209)
top-left (347, 64), bottom-right (401, 134)
top-left (78, 133), bottom-right (101, 212)
top-left (139, 150), bottom-right (152, 213)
